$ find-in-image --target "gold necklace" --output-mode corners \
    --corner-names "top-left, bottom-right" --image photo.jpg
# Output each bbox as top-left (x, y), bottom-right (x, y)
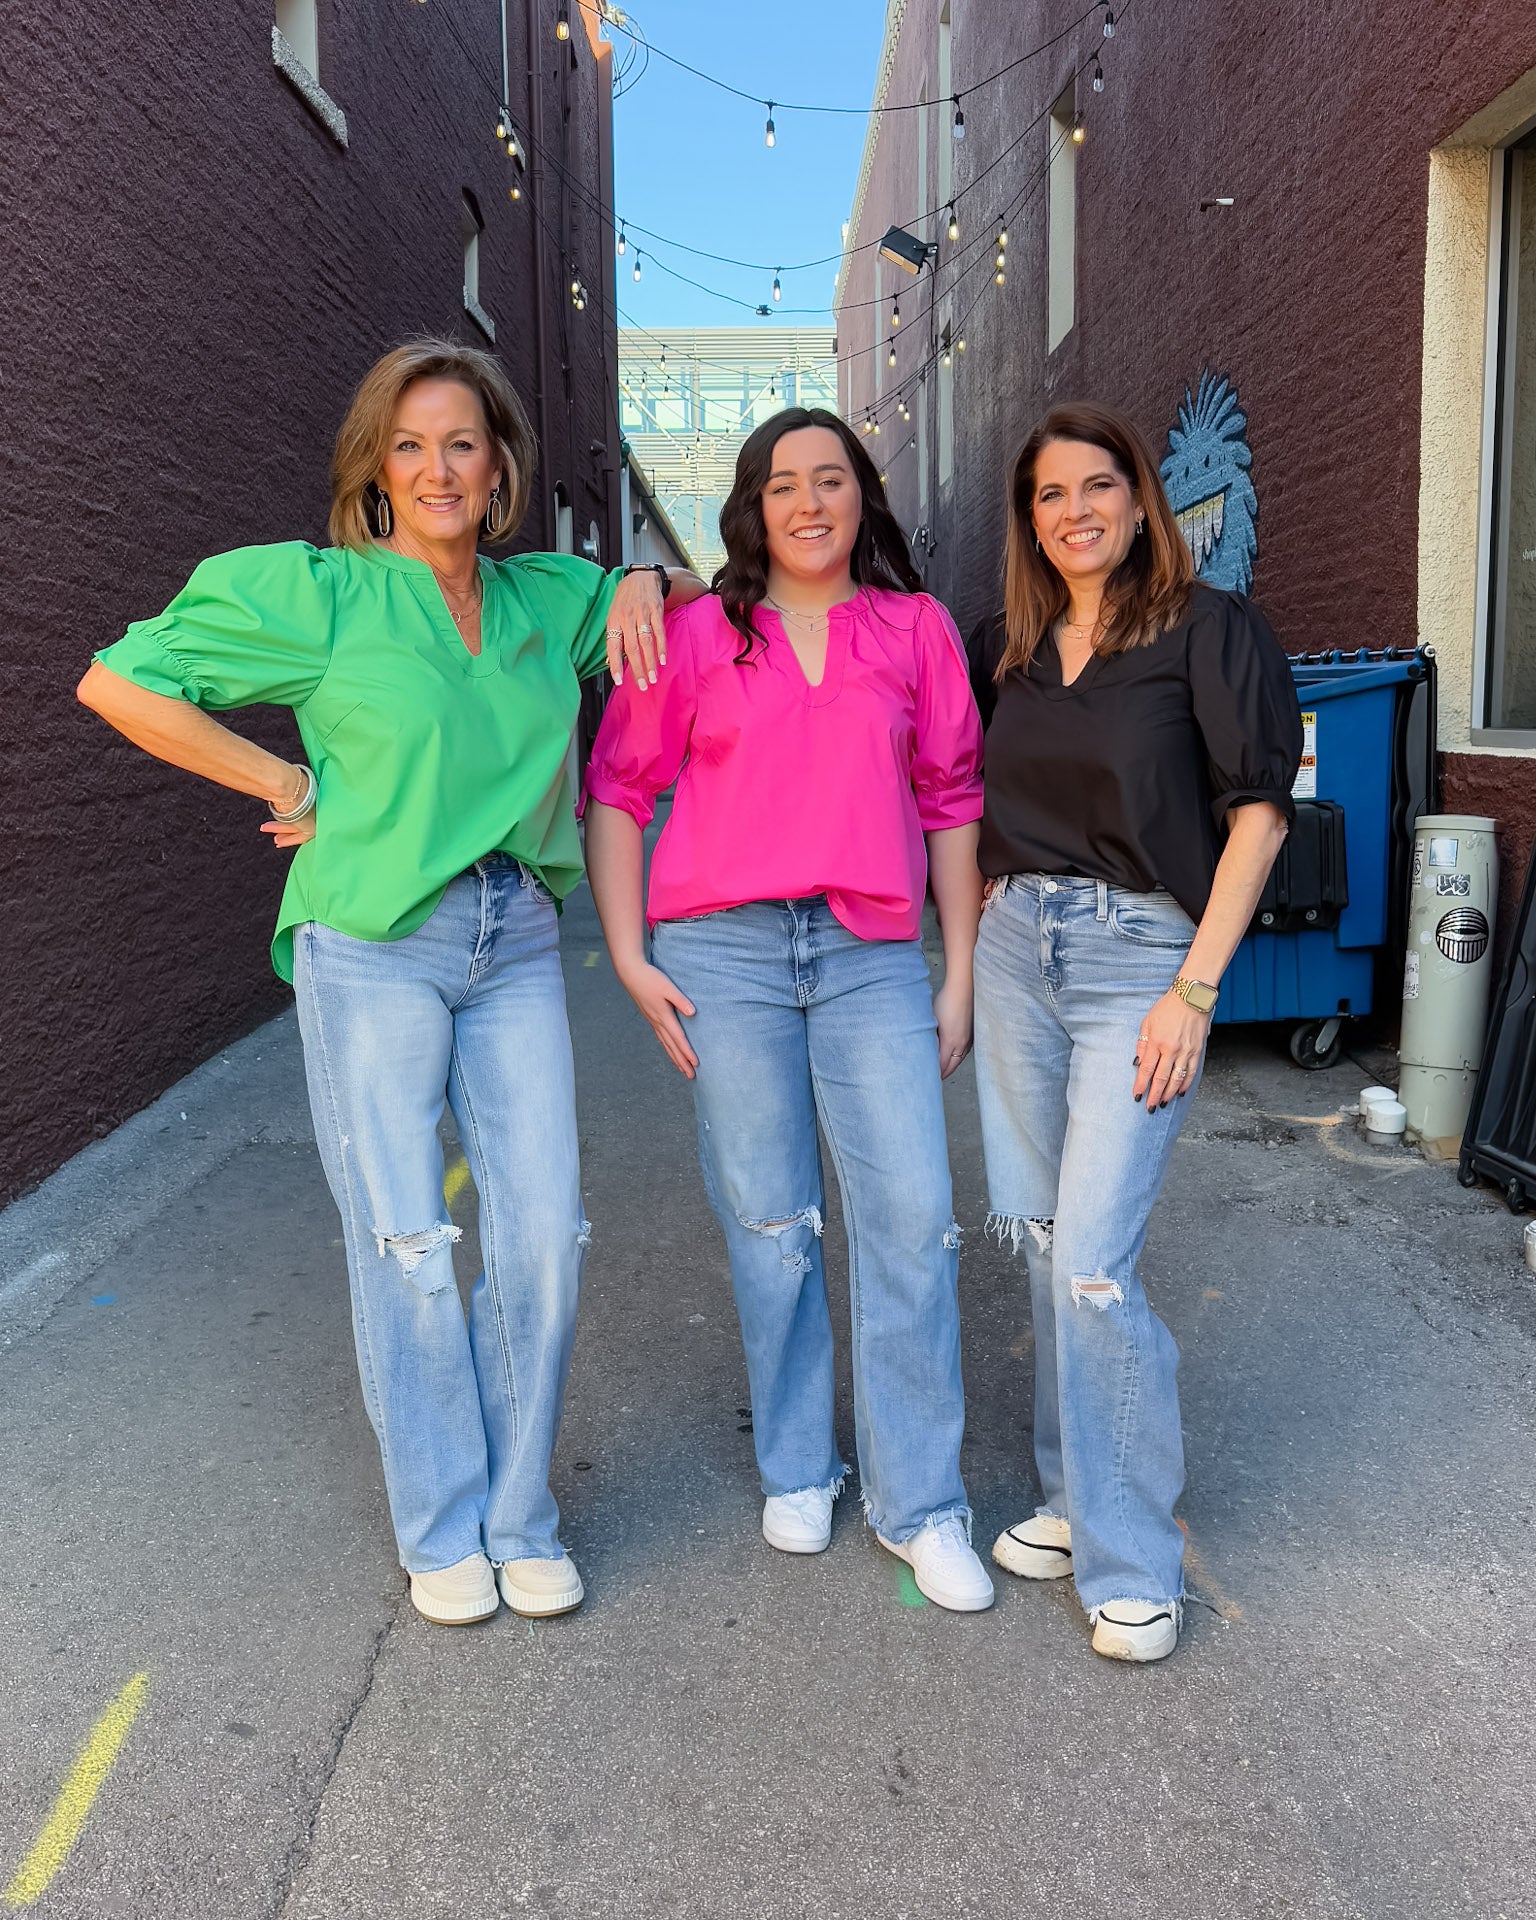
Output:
top-left (435, 572), bottom-right (483, 626)
top-left (766, 595), bottom-right (830, 626)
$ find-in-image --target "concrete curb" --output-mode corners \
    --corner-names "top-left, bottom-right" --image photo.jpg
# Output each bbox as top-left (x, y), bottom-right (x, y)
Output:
top-left (0, 1009), bottom-right (311, 1349)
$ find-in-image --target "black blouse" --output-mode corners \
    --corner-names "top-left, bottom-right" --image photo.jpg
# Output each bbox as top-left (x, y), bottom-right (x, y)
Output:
top-left (968, 584), bottom-right (1303, 924)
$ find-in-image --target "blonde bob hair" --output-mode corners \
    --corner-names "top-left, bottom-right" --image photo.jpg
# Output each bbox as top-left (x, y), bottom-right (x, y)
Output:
top-left (1000, 401), bottom-right (1194, 679)
top-left (329, 337), bottom-right (538, 550)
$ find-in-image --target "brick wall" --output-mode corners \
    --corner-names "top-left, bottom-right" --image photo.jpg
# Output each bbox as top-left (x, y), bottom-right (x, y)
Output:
top-left (0, 0), bottom-right (620, 1202)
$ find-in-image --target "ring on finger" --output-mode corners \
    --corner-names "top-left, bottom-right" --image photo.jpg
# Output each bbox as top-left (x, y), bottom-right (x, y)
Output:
top-left (637, 624), bottom-right (653, 637)
top-left (606, 628), bottom-right (623, 640)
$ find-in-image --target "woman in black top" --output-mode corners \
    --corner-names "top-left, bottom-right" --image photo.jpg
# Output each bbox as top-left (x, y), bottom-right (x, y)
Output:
top-left (972, 401), bottom-right (1301, 1663)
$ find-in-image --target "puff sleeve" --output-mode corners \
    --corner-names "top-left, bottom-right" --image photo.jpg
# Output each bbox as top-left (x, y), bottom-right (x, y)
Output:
top-left (910, 596), bottom-right (985, 831)
top-left (583, 600), bottom-right (700, 828)
top-left (92, 543), bottom-right (335, 709)
top-left (1187, 592), bottom-right (1303, 830)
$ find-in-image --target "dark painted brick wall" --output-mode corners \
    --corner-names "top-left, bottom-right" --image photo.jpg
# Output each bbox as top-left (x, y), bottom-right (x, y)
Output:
top-left (0, 1), bottom-right (620, 1201)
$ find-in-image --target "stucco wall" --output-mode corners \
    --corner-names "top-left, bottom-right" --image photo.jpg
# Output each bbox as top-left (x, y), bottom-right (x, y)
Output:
top-left (0, 2), bottom-right (620, 1203)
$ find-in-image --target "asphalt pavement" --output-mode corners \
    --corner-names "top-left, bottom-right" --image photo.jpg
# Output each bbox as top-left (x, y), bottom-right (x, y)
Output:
top-left (2, 874), bottom-right (1533, 1920)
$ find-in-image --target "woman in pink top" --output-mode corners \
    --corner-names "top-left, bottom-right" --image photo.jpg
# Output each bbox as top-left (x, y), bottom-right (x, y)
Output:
top-left (585, 409), bottom-right (993, 1612)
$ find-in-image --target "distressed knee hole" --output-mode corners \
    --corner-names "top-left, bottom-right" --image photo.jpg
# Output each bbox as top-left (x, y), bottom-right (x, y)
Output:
top-left (373, 1222), bottom-right (462, 1292)
top-left (1071, 1272), bottom-right (1124, 1311)
top-left (739, 1205), bottom-right (823, 1276)
top-left (986, 1213), bottom-right (1054, 1256)
top-left (942, 1221), bottom-right (962, 1251)
top-left (576, 1216), bottom-right (592, 1249)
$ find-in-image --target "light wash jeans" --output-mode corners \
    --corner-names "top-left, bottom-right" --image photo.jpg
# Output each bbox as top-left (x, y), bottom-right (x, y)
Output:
top-left (292, 856), bottom-right (586, 1574)
top-left (652, 898), bottom-right (969, 1544)
top-left (973, 874), bottom-right (1201, 1615)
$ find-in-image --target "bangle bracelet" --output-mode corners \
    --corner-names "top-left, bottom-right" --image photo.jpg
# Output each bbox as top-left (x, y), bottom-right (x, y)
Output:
top-left (268, 766), bottom-right (317, 823)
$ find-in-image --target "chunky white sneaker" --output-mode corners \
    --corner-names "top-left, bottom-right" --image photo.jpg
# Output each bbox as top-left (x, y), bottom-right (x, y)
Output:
top-left (1091, 1598), bottom-right (1180, 1663)
top-left (763, 1485), bottom-right (834, 1554)
top-left (992, 1514), bottom-right (1073, 1581)
top-left (497, 1553), bottom-right (585, 1617)
top-left (409, 1552), bottom-right (498, 1625)
top-left (879, 1514), bottom-right (995, 1612)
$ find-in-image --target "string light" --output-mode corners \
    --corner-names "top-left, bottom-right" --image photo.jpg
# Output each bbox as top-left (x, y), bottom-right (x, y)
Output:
top-left (1071, 114), bottom-right (1086, 143)
top-left (862, 414), bottom-right (874, 435)
top-left (1103, 7), bottom-right (1116, 36)
top-left (941, 345), bottom-right (952, 368)
top-left (995, 265), bottom-right (1006, 285)
top-left (772, 270), bottom-right (782, 302)
top-left (571, 273), bottom-right (582, 296)
top-left (951, 97), bottom-right (965, 140)
top-left (956, 334), bottom-right (967, 352)
top-left (556, 6), bottom-right (570, 40)
top-left (997, 225), bottom-right (1009, 249)
top-left (946, 205), bottom-right (959, 243)
top-left (891, 300), bottom-right (901, 329)
top-left (764, 102), bottom-right (776, 148)
top-left (1093, 60), bottom-right (1105, 92)
top-left (496, 109), bottom-right (509, 141)
top-left (509, 182), bottom-right (521, 201)
top-left (887, 343), bottom-right (897, 366)
top-left (633, 251), bottom-right (643, 282)
top-left (617, 223), bottom-right (627, 256)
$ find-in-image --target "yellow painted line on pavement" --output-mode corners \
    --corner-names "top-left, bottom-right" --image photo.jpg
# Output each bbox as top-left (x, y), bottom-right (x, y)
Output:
top-left (4, 1672), bottom-right (149, 1909)
top-left (584, 949), bottom-right (601, 967)
top-left (443, 1156), bottom-right (472, 1208)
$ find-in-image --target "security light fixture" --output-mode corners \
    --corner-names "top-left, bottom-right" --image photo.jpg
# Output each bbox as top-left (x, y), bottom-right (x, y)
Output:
top-left (878, 225), bottom-right (937, 275)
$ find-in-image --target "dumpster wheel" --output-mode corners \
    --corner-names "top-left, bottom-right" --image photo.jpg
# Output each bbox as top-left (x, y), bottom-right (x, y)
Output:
top-left (1288, 1018), bottom-right (1344, 1071)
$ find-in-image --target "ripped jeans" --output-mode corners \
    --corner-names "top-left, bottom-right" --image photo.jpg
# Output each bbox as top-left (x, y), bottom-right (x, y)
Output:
top-left (974, 874), bottom-right (1200, 1614)
top-left (292, 857), bottom-right (586, 1573)
top-left (652, 899), bottom-right (969, 1544)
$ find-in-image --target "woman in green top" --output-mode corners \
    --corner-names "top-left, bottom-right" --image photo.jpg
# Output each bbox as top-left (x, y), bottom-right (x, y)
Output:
top-left (79, 338), bottom-right (704, 1626)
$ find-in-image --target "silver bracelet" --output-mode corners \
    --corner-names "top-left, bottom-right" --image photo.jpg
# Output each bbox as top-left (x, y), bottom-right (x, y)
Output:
top-left (268, 765), bottom-right (317, 823)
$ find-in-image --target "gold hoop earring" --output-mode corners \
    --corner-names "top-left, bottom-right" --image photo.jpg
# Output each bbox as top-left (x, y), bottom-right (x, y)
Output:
top-left (375, 490), bottom-right (392, 538)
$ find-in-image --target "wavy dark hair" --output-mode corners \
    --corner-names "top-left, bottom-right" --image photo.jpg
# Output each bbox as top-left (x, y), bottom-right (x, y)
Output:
top-left (712, 407), bottom-right (923, 662)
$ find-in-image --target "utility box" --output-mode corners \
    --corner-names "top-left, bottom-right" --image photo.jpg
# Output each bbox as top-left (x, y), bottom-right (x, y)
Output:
top-left (1398, 815), bottom-right (1498, 1154)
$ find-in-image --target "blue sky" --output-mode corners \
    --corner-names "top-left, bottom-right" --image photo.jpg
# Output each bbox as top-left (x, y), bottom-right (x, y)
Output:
top-left (608, 1), bottom-right (886, 330)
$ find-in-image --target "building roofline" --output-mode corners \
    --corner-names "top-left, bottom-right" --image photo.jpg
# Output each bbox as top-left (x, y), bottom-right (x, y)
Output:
top-left (624, 445), bottom-right (694, 571)
top-left (834, 0), bottom-right (910, 313)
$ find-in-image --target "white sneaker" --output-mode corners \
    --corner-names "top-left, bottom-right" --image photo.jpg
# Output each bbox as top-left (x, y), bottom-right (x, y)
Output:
top-left (496, 1552), bottom-right (585, 1617)
top-left (879, 1514), bottom-right (995, 1612)
top-left (992, 1514), bottom-right (1073, 1581)
top-left (763, 1485), bottom-right (834, 1554)
top-left (409, 1552), bottom-right (498, 1625)
top-left (1091, 1598), bottom-right (1180, 1662)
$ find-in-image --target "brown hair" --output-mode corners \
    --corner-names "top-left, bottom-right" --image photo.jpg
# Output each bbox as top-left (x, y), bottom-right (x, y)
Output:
top-left (999, 401), bottom-right (1194, 679)
top-left (328, 337), bottom-right (538, 550)
top-left (713, 407), bottom-right (923, 664)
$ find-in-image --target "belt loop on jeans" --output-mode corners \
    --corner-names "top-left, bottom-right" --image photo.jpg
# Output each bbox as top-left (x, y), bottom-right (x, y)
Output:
top-left (1096, 880), bottom-right (1109, 921)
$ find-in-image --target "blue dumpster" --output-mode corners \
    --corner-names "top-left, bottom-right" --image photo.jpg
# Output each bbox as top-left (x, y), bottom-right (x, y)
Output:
top-left (1215, 649), bottom-right (1434, 1068)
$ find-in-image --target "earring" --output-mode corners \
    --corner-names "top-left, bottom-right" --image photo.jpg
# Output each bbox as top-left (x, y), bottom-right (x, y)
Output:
top-left (482, 486), bottom-right (502, 537)
top-left (375, 491), bottom-right (392, 537)
top-left (1034, 535), bottom-right (1043, 554)
top-left (1135, 515), bottom-right (1145, 536)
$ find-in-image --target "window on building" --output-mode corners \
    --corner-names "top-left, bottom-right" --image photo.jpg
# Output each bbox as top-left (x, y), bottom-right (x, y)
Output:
top-left (461, 193), bottom-right (494, 341)
top-left (1485, 131), bottom-right (1536, 731)
top-left (275, 0), bottom-right (318, 76)
top-left (1048, 86), bottom-right (1077, 352)
top-left (554, 485), bottom-right (575, 555)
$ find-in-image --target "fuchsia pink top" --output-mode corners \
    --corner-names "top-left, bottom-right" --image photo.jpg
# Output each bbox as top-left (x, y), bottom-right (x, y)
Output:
top-left (584, 588), bottom-right (984, 942)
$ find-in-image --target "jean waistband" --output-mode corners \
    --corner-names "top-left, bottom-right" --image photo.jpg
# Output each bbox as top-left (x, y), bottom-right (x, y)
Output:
top-left (461, 852), bottom-right (537, 883)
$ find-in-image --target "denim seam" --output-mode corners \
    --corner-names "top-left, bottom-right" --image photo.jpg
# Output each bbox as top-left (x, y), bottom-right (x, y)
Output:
top-left (298, 925), bottom-right (394, 1479)
top-left (812, 1085), bottom-right (879, 1523)
top-left (448, 1042), bottom-right (522, 1474)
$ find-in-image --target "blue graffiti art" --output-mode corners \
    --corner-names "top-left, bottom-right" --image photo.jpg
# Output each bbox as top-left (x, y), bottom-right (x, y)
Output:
top-left (1159, 371), bottom-right (1258, 594)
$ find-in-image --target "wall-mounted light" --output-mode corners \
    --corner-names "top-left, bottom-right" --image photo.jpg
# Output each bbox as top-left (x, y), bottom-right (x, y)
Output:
top-left (878, 225), bottom-right (938, 275)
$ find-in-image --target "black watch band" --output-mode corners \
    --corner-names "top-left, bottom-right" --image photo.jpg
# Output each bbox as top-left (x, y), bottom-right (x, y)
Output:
top-left (623, 561), bottom-right (671, 600)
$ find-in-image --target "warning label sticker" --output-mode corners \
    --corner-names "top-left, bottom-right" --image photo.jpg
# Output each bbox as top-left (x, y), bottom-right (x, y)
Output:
top-left (1404, 950), bottom-right (1421, 1000)
top-left (1293, 712), bottom-right (1317, 799)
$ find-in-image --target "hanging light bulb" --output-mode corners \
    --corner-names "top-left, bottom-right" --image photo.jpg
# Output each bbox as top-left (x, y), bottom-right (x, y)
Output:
top-left (764, 103), bottom-right (776, 148)
top-left (941, 346), bottom-right (952, 368)
top-left (952, 97), bottom-right (965, 140)
top-left (887, 344), bottom-right (897, 367)
top-left (571, 273), bottom-right (582, 296)
top-left (556, 5), bottom-right (570, 39)
top-left (872, 419), bottom-right (881, 436)
top-left (996, 250), bottom-right (1006, 269)
top-left (1103, 6), bottom-right (1115, 36)
top-left (506, 138), bottom-right (518, 159)
top-left (509, 183), bottom-right (521, 201)
top-left (946, 205), bottom-right (959, 243)
top-left (1071, 114), bottom-right (1085, 144)
top-left (995, 267), bottom-right (1006, 285)
top-left (862, 415), bottom-right (873, 436)
top-left (633, 251), bottom-right (643, 282)
top-left (617, 223), bottom-right (627, 256)
top-left (496, 109), bottom-right (509, 141)
top-left (770, 379), bottom-right (777, 399)
top-left (891, 300), bottom-right (901, 330)
top-left (998, 225), bottom-right (1008, 249)
top-left (1093, 60), bottom-right (1105, 92)
top-left (772, 270), bottom-right (782, 303)
top-left (956, 334), bottom-right (967, 352)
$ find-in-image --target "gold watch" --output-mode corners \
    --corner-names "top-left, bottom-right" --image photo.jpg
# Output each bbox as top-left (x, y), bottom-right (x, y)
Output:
top-left (1171, 974), bottom-right (1219, 1014)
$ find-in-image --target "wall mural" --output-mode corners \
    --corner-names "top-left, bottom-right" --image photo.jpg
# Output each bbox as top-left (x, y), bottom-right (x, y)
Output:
top-left (1159, 371), bottom-right (1258, 594)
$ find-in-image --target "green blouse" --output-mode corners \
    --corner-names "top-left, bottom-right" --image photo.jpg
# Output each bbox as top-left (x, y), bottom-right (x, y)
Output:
top-left (96, 541), bottom-right (620, 981)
